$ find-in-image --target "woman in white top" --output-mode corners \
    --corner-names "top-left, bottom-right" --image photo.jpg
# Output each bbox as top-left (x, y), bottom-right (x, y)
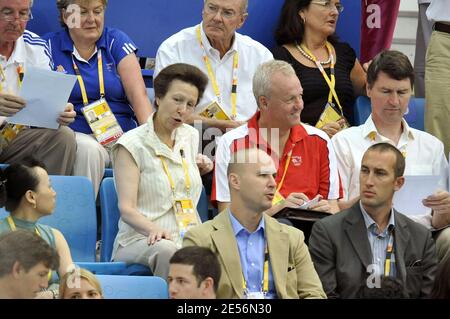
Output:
top-left (112, 63), bottom-right (212, 279)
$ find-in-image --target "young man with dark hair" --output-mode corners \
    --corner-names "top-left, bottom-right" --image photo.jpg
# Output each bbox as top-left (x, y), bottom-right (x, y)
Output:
top-left (0, 230), bottom-right (60, 299)
top-left (309, 143), bottom-right (437, 299)
top-left (332, 50), bottom-right (450, 262)
top-left (168, 246), bottom-right (221, 299)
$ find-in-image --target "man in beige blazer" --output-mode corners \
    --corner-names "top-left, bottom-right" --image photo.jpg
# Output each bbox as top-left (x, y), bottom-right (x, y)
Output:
top-left (183, 148), bottom-right (326, 299)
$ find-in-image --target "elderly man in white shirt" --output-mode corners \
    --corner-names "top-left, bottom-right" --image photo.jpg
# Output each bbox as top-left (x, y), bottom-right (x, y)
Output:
top-left (155, 0), bottom-right (273, 134)
top-left (0, 0), bottom-right (76, 175)
top-left (332, 50), bottom-right (450, 262)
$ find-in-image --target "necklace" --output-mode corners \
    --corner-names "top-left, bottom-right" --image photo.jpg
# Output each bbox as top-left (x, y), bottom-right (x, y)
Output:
top-left (295, 42), bottom-right (332, 65)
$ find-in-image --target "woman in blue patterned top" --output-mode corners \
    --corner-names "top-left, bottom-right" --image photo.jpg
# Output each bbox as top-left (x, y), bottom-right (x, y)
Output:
top-left (44, 0), bottom-right (154, 196)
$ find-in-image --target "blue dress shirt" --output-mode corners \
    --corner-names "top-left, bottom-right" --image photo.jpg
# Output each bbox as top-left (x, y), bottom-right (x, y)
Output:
top-left (228, 210), bottom-right (277, 298)
top-left (360, 202), bottom-right (397, 278)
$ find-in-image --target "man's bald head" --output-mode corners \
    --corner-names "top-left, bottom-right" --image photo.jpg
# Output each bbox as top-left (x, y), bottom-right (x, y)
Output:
top-left (227, 148), bottom-right (274, 176)
top-left (227, 148), bottom-right (277, 212)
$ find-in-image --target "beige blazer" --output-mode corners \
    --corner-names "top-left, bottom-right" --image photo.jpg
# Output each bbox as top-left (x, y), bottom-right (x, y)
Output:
top-left (183, 211), bottom-right (326, 299)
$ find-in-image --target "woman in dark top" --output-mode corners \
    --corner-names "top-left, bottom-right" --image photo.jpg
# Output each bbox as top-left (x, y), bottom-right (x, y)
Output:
top-left (273, 0), bottom-right (366, 137)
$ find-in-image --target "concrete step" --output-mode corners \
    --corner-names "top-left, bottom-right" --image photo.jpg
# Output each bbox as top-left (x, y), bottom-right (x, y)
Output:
top-left (393, 11), bottom-right (418, 41)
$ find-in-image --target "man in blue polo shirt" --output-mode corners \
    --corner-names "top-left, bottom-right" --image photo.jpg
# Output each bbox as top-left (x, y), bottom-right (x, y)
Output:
top-left (44, 0), bottom-right (153, 195)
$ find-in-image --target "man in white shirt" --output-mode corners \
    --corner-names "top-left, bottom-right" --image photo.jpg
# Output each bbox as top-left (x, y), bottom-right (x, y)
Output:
top-left (0, 0), bottom-right (76, 175)
top-left (155, 0), bottom-right (273, 133)
top-left (332, 50), bottom-right (450, 262)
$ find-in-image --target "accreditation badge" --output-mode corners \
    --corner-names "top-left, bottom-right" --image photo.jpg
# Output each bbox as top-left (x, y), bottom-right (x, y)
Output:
top-left (173, 198), bottom-right (200, 238)
top-left (244, 291), bottom-right (266, 299)
top-left (81, 98), bottom-right (123, 147)
top-left (315, 102), bottom-right (349, 130)
top-left (199, 100), bottom-right (231, 121)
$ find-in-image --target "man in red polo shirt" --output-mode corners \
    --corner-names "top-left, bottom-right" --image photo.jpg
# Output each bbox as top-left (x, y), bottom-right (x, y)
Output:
top-left (212, 60), bottom-right (342, 215)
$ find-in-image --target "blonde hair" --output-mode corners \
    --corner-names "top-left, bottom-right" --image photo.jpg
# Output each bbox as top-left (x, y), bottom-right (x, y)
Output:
top-left (59, 268), bottom-right (103, 298)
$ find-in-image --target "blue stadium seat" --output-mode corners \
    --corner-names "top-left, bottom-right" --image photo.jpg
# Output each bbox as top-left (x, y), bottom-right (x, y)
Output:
top-left (39, 176), bottom-right (97, 262)
top-left (97, 275), bottom-right (169, 299)
top-left (99, 177), bottom-right (152, 275)
top-left (0, 175), bottom-right (134, 275)
top-left (353, 96), bottom-right (425, 131)
top-left (27, 0), bottom-right (283, 60)
top-left (104, 168), bottom-right (113, 178)
top-left (197, 186), bottom-right (209, 223)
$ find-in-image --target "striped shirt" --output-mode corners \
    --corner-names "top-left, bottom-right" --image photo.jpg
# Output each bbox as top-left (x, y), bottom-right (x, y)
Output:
top-left (360, 202), bottom-right (396, 278)
top-left (111, 113), bottom-right (203, 253)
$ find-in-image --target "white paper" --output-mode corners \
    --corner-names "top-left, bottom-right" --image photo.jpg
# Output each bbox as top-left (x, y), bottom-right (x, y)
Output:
top-left (8, 67), bottom-right (77, 129)
top-left (299, 195), bottom-right (321, 209)
top-left (393, 175), bottom-right (440, 216)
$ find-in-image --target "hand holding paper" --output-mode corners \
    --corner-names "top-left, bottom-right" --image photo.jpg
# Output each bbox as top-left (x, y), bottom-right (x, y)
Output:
top-left (8, 67), bottom-right (77, 129)
top-left (58, 103), bottom-right (76, 126)
top-left (0, 92), bottom-right (26, 117)
top-left (393, 175), bottom-right (440, 216)
top-left (299, 195), bottom-right (321, 209)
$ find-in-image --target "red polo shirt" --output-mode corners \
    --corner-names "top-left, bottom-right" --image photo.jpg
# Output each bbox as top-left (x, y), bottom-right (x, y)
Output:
top-left (212, 112), bottom-right (342, 205)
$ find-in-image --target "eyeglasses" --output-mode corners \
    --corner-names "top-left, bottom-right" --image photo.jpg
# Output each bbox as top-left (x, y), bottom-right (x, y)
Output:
top-left (0, 9), bottom-right (33, 22)
top-left (204, 3), bottom-right (241, 20)
top-left (311, 1), bottom-right (344, 13)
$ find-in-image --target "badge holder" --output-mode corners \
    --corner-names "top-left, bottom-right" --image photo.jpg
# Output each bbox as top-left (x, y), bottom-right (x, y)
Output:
top-left (199, 100), bottom-right (231, 121)
top-left (82, 98), bottom-right (123, 148)
top-left (315, 102), bottom-right (349, 130)
top-left (244, 291), bottom-right (266, 299)
top-left (173, 198), bottom-right (200, 238)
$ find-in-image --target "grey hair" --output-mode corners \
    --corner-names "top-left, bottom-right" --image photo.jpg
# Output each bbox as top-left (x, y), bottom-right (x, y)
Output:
top-left (252, 60), bottom-right (296, 103)
top-left (203, 0), bottom-right (248, 13)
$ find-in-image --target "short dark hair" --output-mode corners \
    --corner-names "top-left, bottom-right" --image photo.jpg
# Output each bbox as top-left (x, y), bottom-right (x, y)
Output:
top-left (365, 143), bottom-right (405, 178)
top-left (367, 50), bottom-right (414, 89)
top-left (359, 277), bottom-right (406, 299)
top-left (0, 158), bottom-right (46, 212)
top-left (170, 246), bottom-right (221, 293)
top-left (0, 230), bottom-right (60, 277)
top-left (153, 63), bottom-right (208, 108)
top-left (274, 0), bottom-right (337, 45)
top-left (430, 257), bottom-right (450, 299)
